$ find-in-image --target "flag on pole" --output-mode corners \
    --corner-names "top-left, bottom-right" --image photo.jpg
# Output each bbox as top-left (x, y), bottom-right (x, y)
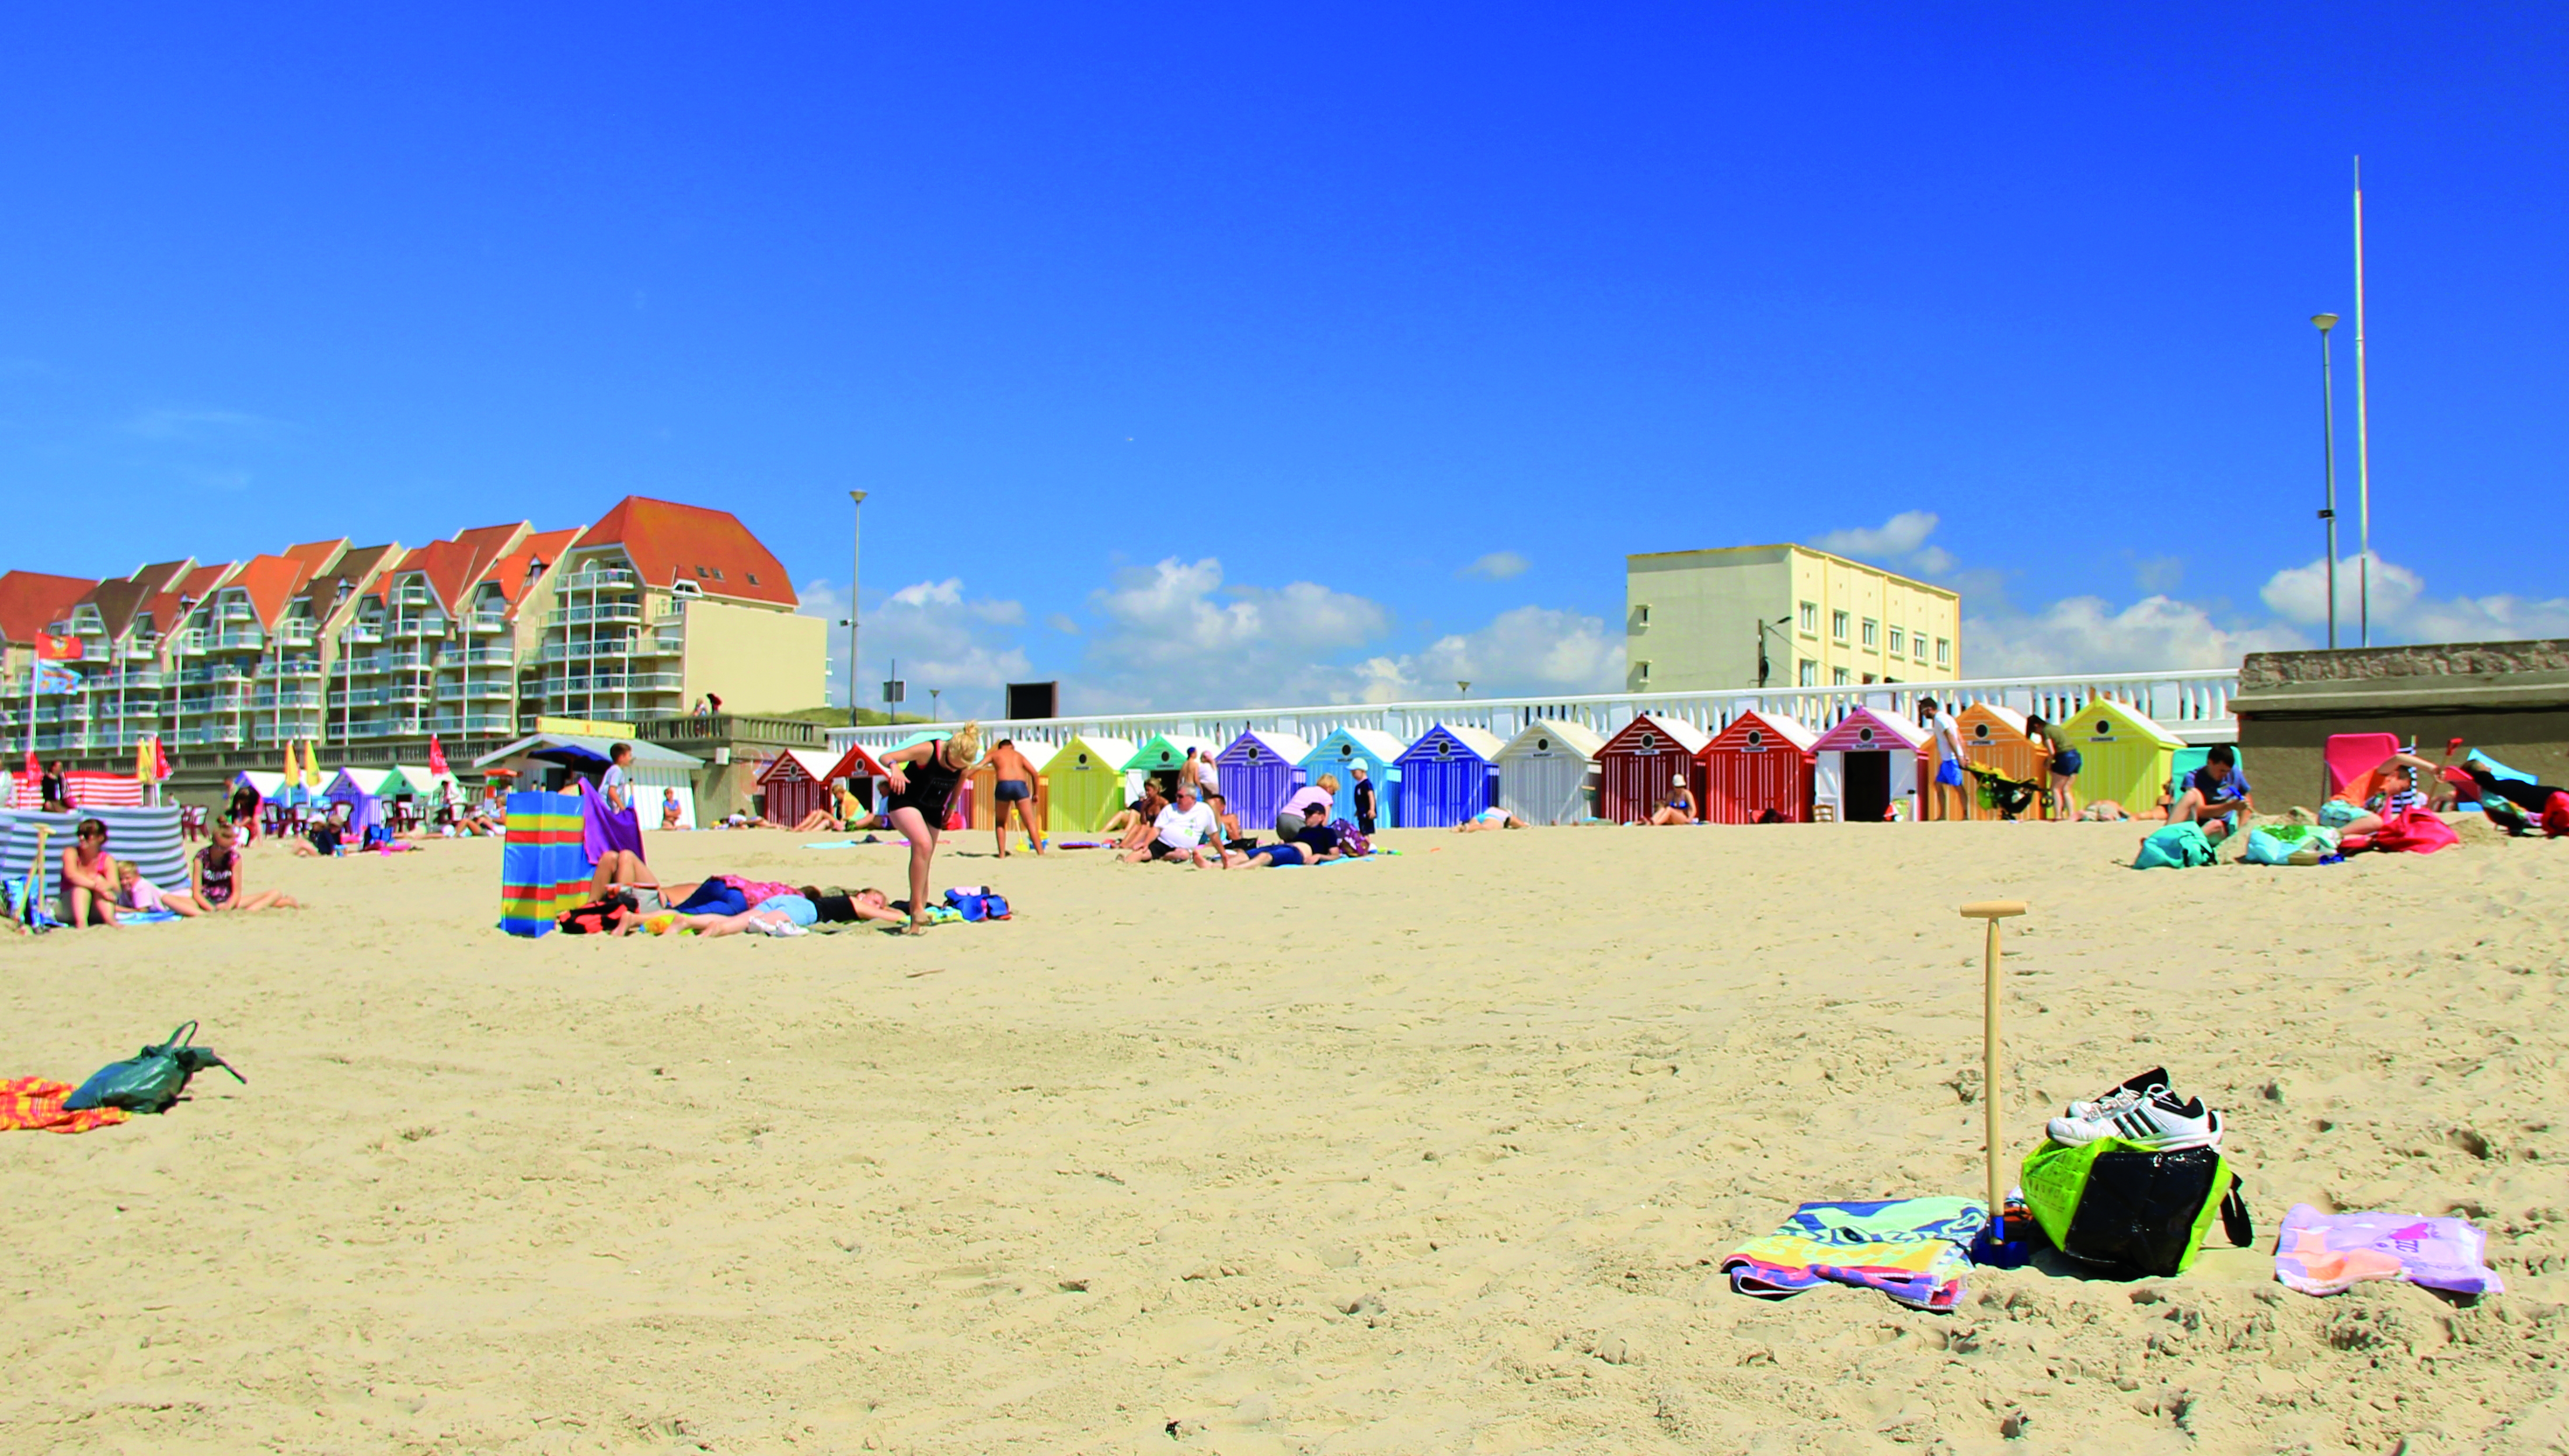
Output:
top-left (33, 632), bottom-right (81, 661)
top-left (33, 661), bottom-right (78, 695)
top-left (153, 736), bottom-right (173, 781)
top-left (428, 735), bottom-right (449, 776)
top-left (134, 736), bottom-right (154, 785)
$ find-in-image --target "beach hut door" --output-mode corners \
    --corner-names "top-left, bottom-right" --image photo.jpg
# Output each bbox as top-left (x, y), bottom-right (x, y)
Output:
top-left (1844, 752), bottom-right (1891, 823)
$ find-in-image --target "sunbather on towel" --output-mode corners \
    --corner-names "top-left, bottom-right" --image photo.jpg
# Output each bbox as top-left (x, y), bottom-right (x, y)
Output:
top-left (1241, 819), bottom-right (1352, 866)
top-left (117, 860), bottom-right (201, 918)
top-left (1454, 806), bottom-right (1528, 832)
top-left (2321, 749), bottom-right (2459, 837)
top-left (633, 893), bottom-right (816, 937)
top-left (798, 885), bottom-right (909, 925)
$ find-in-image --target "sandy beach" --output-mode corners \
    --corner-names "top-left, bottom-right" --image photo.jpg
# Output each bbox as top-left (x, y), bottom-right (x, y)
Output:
top-left (3, 821), bottom-right (2564, 1454)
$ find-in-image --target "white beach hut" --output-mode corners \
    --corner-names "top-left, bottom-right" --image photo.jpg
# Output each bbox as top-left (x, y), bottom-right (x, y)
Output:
top-left (1495, 720), bottom-right (1608, 825)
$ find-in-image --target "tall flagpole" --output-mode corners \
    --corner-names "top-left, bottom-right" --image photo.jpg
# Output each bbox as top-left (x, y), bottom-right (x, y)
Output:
top-left (2352, 156), bottom-right (2373, 647)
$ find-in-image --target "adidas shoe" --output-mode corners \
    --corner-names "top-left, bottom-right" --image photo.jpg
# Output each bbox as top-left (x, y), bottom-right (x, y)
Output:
top-left (2061, 1067), bottom-right (2171, 1123)
top-left (2048, 1091), bottom-right (2223, 1151)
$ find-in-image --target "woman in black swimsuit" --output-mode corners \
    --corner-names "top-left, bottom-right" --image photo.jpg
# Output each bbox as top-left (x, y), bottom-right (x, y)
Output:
top-left (878, 723), bottom-right (982, 935)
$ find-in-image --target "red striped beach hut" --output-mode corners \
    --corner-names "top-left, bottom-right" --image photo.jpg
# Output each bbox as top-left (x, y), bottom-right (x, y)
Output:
top-left (1700, 710), bottom-right (1819, 823)
top-left (1595, 714), bottom-right (1713, 823)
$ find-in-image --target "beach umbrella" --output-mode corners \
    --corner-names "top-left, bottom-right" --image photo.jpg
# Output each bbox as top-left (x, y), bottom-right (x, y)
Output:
top-left (301, 739), bottom-right (325, 792)
top-left (134, 736), bottom-right (155, 784)
top-left (153, 736), bottom-right (172, 781)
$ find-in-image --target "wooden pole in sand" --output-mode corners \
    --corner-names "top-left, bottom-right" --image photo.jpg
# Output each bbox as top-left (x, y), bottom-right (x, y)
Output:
top-left (1961, 900), bottom-right (2028, 1225)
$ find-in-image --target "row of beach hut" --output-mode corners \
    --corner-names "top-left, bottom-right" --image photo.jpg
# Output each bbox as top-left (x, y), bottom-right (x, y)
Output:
top-left (764, 698), bottom-right (2185, 833)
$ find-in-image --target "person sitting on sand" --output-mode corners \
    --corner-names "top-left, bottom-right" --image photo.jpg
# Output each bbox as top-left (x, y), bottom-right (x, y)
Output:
top-left (1104, 787), bottom-right (1168, 851)
top-left (785, 784), bottom-right (881, 835)
top-left (118, 858), bottom-right (203, 918)
top-left (1207, 793), bottom-right (1253, 850)
top-left (1275, 777), bottom-right (1338, 839)
top-left (1124, 783), bottom-right (1226, 867)
top-left (1647, 775), bottom-right (1697, 825)
top-left (661, 789), bottom-right (684, 830)
top-left (58, 817), bottom-right (121, 927)
top-left (2320, 748), bottom-right (2461, 837)
top-left (194, 821), bottom-right (300, 913)
top-left (1454, 806), bottom-right (1528, 832)
top-left (2166, 745), bottom-right (2254, 835)
top-left (291, 801), bottom-right (354, 857)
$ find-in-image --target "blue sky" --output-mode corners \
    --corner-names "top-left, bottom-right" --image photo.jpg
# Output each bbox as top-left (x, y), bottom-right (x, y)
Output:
top-left (4, 6), bottom-right (2564, 714)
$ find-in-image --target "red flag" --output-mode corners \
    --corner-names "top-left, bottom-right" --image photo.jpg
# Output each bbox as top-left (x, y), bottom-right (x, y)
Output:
top-left (154, 737), bottom-right (173, 780)
top-left (427, 735), bottom-right (449, 775)
top-left (21, 749), bottom-right (36, 780)
top-left (34, 632), bottom-right (81, 661)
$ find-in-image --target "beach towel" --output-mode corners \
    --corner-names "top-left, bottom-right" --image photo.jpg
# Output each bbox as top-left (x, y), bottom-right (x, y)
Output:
top-left (2274, 1204), bottom-right (2503, 1297)
top-left (0, 1076), bottom-right (130, 1134)
top-left (2369, 807), bottom-right (2458, 855)
top-left (578, 776), bottom-right (646, 867)
top-left (1720, 1197), bottom-right (1988, 1311)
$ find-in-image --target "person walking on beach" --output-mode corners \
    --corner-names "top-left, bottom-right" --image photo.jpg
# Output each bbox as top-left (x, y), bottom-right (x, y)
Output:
top-left (1350, 764), bottom-right (1377, 836)
top-left (1918, 697), bottom-right (1969, 821)
top-left (982, 737), bottom-right (1046, 858)
top-left (2025, 713), bottom-right (2080, 822)
top-left (1194, 747), bottom-right (1219, 806)
top-left (878, 723), bottom-right (982, 934)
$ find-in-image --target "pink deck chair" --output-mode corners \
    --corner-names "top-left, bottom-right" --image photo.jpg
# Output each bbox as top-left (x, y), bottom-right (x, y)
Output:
top-left (2324, 732), bottom-right (2401, 801)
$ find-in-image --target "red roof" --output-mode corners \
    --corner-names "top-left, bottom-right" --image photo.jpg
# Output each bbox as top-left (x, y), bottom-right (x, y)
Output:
top-left (0, 571), bottom-right (97, 645)
top-left (475, 528), bottom-right (581, 617)
top-left (145, 563), bottom-right (236, 640)
top-left (377, 524), bottom-right (528, 613)
top-left (225, 554), bottom-right (320, 629)
top-left (81, 560), bottom-right (195, 641)
top-left (573, 496), bottom-right (796, 607)
top-left (282, 539), bottom-right (347, 576)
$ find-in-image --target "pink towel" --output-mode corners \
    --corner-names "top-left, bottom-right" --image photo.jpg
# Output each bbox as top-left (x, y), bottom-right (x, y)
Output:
top-left (2274, 1204), bottom-right (2502, 1297)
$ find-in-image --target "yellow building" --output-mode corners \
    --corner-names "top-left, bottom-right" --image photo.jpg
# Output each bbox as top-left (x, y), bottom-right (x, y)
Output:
top-left (1626, 544), bottom-right (1961, 693)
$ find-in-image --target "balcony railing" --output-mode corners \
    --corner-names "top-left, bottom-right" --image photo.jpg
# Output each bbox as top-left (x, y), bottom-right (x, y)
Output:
top-left (340, 625), bottom-right (384, 645)
top-left (392, 619), bottom-right (445, 639)
top-left (454, 646), bottom-right (515, 665)
top-left (437, 682), bottom-right (517, 701)
top-left (252, 691), bottom-right (322, 710)
top-left (177, 665), bottom-right (249, 685)
top-left (557, 568), bottom-right (638, 591)
top-left (174, 693), bottom-right (250, 715)
top-left (259, 659), bottom-right (323, 680)
top-left (550, 602), bottom-right (643, 626)
top-left (276, 622), bottom-right (317, 647)
top-left (466, 611), bottom-right (510, 634)
top-left (171, 724), bottom-right (246, 746)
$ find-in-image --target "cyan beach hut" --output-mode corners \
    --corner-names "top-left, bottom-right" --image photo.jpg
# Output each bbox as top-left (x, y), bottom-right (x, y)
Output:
top-left (1124, 734), bottom-right (1221, 799)
top-left (1300, 727), bottom-right (1407, 826)
top-left (1214, 729), bottom-right (1313, 831)
top-left (1810, 706), bottom-right (1930, 823)
top-left (1042, 735), bottom-right (1139, 833)
top-left (1394, 724), bottom-right (1505, 827)
top-left (1496, 720), bottom-right (1607, 825)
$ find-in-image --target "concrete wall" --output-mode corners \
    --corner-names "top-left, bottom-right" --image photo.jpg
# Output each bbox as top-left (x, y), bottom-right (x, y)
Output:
top-left (2235, 640), bottom-right (2569, 804)
top-left (679, 600), bottom-right (824, 715)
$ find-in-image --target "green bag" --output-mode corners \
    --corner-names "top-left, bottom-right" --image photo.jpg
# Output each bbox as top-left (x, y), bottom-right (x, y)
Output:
top-left (2021, 1137), bottom-right (2251, 1277)
top-left (61, 1021), bottom-right (246, 1114)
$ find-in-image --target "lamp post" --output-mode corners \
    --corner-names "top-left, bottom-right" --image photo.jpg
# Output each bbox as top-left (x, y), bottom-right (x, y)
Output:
top-left (848, 491), bottom-right (867, 728)
top-left (2314, 313), bottom-right (2341, 650)
top-left (929, 687), bottom-right (942, 721)
top-left (1755, 614), bottom-right (1791, 688)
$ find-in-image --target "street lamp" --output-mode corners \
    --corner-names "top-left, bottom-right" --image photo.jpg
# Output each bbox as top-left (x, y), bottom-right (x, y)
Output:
top-left (2314, 312), bottom-right (2341, 650)
top-left (1456, 680), bottom-right (1471, 698)
top-left (848, 491), bottom-right (867, 728)
top-left (1755, 614), bottom-right (1792, 688)
top-left (929, 687), bottom-right (942, 721)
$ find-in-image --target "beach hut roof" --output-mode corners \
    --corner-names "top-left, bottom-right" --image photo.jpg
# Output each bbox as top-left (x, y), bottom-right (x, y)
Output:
top-left (231, 770), bottom-right (286, 798)
top-left (1707, 710), bottom-right (1820, 753)
top-left (1046, 735), bottom-right (1138, 771)
top-left (1221, 729), bottom-right (1314, 763)
top-left (2067, 697), bottom-right (2183, 747)
top-left (332, 766), bottom-right (405, 797)
top-left (821, 742), bottom-right (890, 781)
top-left (470, 732), bottom-right (705, 770)
top-left (1498, 720), bottom-right (1608, 760)
top-left (1127, 733), bottom-right (1222, 767)
top-left (1601, 713), bottom-right (1713, 756)
top-left (1400, 724), bottom-right (1506, 762)
top-left (1958, 702), bottom-right (2029, 735)
top-left (758, 748), bottom-right (843, 786)
top-left (390, 764), bottom-right (463, 797)
top-left (1809, 706), bottom-right (1930, 753)
top-left (1305, 727), bottom-right (1409, 763)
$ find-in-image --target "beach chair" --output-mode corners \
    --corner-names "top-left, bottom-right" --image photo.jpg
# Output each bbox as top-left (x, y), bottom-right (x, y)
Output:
top-left (2324, 733), bottom-right (2400, 801)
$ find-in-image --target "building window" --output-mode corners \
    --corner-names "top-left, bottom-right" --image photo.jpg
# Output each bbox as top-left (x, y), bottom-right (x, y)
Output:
top-left (1635, 603), bottom-right (1650, 626)
top-left (1862, 619), bottom-right (1878, 650)
top-left (1831, 610), bottom-right (1849, 642)
top-left (1833, 667), bottom-right (1850, 686)
top-left (1636, 659), bottom-right (1652, 682)
top-left (1888, 627), bottom-right (1905, 656)
top-left (1798, 659), bottom-right (1817, 687)
top-left (1798, 600), bottom-right (1818, 633)
top-left (1935, 637), bottom-right (1951, 666)
top-left (745, 572), bottom-right (760, 586)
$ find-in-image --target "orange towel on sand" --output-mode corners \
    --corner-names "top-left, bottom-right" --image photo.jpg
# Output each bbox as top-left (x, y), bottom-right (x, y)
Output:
top-left (0, 1077), bottom-right (130, 1134)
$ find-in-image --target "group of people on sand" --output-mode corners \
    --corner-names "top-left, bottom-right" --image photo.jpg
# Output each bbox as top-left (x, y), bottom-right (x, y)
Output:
top-left (1093, 760), bottom-right (1381, 868)
top-left (51, 816), bottom-right (298, 928)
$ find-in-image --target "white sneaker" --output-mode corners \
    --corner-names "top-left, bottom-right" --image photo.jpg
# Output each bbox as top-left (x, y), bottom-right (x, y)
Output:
top-left (2061, 1067), bottom-right (2169, 1123)
top-left (2048, 1091), bottom-right (2223, 1151)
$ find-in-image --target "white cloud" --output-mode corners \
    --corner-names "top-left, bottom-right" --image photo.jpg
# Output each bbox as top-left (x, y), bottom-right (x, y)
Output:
top-left (1964, 595), bottom-right (2307, 676)
top-left (1346, 606), bottom-right (1626, 704)
top-left (1045, 612), bottom-right (1080, 634)
top-left (1815, 510), bottom-right (1940, 561)
top-left (2259, 552), bottom-right (2569, 644)
top-left (1078, 557), bottom-right (1392, 706)
top-left (1459, 550), bottom-right (1531, 581)
top-left (799, 575), bottom-right (1031, 717)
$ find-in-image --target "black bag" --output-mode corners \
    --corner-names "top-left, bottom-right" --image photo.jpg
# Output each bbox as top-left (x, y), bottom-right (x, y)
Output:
top-left (2024, 1138), bottom-right (2253, 1277)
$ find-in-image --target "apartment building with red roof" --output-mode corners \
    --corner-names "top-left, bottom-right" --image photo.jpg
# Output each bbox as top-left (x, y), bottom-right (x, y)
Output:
top-left (0, 570), bottom-right (98, 680)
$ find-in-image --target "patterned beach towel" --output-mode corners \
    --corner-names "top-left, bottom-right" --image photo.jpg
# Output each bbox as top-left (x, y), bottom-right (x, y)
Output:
top-left (2274, 1204), bottom-right (2504, 1297)
top-left (0, 1077), bottom-right (131, 1134)
top-left (1721, 1196), bottom-right (1989, 1311)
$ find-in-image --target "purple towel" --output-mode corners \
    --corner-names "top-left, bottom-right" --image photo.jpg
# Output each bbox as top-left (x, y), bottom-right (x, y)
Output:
top-left (2274, 1204), bottom-right (2503, 1297)
top-left (578, 776), bottom-right (646, 867)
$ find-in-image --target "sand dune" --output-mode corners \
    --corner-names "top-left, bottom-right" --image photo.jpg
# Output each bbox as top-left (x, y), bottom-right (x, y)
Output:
top-left (3, 821), bottom-right (2563, 1454)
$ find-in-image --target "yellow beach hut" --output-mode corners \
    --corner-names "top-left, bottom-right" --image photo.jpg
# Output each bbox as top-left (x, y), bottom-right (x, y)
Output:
top-left (2064, 698), bottom-right (2182, 816)
top-left (1042, 735), bottom-right (1139, 834)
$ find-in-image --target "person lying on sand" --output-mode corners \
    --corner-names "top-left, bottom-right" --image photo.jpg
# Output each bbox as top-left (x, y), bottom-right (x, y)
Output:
top-left (118, 858), bottom-right (203, 918)
top-left (799, 885), bottom-right (909, 926)
top-left (1454, 806), bottom-right (1528, 832)
top-left (588, 848), bottom-right (657, 902)
top-left (1240, 817), bottom-right (1354, 866)
top-left (635, 892), bottom-right (814, 938)
top-left (2320, 749), bottom-right (2459, 837)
